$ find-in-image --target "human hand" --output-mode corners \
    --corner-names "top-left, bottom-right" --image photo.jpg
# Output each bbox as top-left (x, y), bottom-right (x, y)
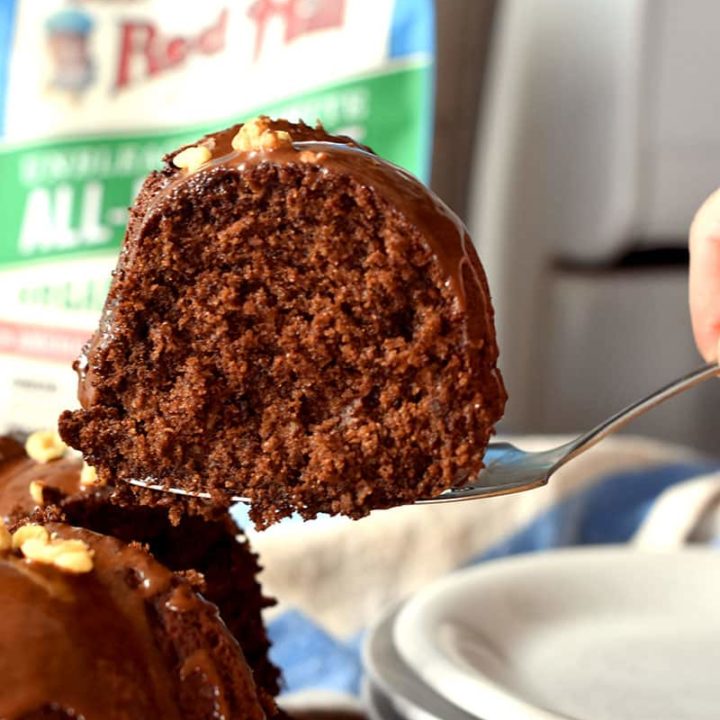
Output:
top-left (689, 188), bottom-right (720, 362)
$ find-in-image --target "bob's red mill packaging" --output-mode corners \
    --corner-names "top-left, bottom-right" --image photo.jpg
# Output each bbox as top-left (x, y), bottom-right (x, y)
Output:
top-left (0, 0), bottom-right (434, 432)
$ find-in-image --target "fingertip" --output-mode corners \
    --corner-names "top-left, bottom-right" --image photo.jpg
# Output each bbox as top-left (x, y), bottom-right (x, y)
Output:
top-left (694, 321), bottom-right (720, 363)
top-left (689, 189), bottom-right (720, 361)
top-left (690, 188), bottom-right (720, 251)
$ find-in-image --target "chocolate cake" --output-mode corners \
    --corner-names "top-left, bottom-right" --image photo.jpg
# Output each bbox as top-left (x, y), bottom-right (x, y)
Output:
top-left (0, 517), bottom-right (271, 720)
top-left (59, 117), bottom-right (507, 527)
top-left (0, 433), bottom-right (280, 698)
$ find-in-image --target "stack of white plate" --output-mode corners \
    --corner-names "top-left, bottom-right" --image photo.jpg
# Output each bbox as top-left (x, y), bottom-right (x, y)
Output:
top-left (362, 547), bottom-right (720, 720)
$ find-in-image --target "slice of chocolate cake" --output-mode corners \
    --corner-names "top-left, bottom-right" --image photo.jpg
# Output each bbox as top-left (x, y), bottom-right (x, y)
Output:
top-left (59, 117), bottom-right (507, 527)
top-left (0, 432), bottom-right (280, 698)
top-left (0, 517), bottom-right (272, 720)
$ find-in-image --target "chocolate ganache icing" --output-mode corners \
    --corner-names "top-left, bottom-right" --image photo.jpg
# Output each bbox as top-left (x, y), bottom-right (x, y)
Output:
top-left (0, 523), bottom-right (265, 720)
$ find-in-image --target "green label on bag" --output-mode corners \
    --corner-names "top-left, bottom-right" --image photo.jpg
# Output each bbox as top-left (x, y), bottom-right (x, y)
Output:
top-left (0, 62), bottom-right (431, 267)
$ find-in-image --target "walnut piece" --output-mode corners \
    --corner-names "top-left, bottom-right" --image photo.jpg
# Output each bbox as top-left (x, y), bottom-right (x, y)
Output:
top-left (231, 116), bottom-right (292, 152)
top-left (12, 524), bottom-right (50, 549)
top-left (52, 544), bottom-right (95, 574)
top-left (13, 526), bottom-right (94, 574)
top-left (29, 481), bottom-right (45, 506)
top-left (25, 430), bottom-right (67, 464)
top-left (173, 145), bottom-right (212, 173)
top-left (80, 463), bottom-right (103, 487)
top-left (298, 149), bottom-right (327, 164)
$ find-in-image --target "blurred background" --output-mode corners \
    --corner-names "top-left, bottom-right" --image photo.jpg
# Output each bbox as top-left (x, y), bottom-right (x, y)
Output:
top-left (436, 0), bottom-right (720, 454)
top-left (0, 0), bottom-right (718, 452)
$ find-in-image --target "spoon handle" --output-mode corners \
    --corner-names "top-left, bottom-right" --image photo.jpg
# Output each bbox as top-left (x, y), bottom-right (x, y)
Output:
top-left (556, 362), bottom-right (720, 470)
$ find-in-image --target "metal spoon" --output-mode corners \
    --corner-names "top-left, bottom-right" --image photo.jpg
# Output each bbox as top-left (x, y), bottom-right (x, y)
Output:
top-left (127, 363), bottom-right (720, 505)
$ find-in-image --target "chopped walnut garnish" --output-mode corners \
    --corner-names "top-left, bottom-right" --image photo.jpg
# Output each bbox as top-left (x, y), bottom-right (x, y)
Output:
top-left (24, 537), bottom-right (94, 574)
top-left (25, 430), bottom-right (67, 464)
top-left (80, 463), bottom-right (103, 487)
top-left (53, 545), bottom-right (95, 574)
top-left (29, 481), bottom-right (46, 506)
top-left (298, 149), bottom-right (327, 164)
top-left (12, 524), bottom-right (50, 549)
top-left (231, 116), bottom-right (292, 152)
top-left (173, 145), bottom-right (212, 173)
top-left (12, 526), bottom-right (94, 574)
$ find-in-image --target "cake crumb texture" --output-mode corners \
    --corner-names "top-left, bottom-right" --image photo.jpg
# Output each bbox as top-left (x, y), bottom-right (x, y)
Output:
top-left (59, 119), bottom-right (506, 528)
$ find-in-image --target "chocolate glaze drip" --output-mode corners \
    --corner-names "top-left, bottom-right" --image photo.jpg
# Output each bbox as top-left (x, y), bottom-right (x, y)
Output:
top-left (0, 523), bottom-right (264, 720)
top-left (180, 648), bottom-right (232, 720)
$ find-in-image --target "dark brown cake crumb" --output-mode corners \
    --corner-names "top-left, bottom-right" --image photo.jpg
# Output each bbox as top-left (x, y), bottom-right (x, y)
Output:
top-left (59, 118), bottom-right (506, 528)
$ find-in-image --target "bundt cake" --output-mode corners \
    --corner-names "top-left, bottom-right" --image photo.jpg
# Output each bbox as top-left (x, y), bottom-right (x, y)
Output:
top-left (0, 516), bottom-right (272, 720)
top-left (0, 432), bottom-right (279, 698)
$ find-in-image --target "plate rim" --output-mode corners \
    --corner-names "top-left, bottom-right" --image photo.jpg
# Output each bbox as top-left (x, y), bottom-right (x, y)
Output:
top-left (363, 603), bottom-right (483, 720)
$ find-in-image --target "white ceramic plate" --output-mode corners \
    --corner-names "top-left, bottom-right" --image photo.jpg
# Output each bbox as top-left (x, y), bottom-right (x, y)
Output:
top-left (394, 547), bottom-right (720, 720)
top-left (363, 605), bottom-right (481, 720)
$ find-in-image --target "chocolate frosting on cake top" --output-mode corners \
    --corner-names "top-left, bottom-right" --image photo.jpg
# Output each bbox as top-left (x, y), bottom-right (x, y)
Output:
top-left (0, 434), bottom-right (281, 701)
top-left (0, 522), bottom-right (265, 720)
